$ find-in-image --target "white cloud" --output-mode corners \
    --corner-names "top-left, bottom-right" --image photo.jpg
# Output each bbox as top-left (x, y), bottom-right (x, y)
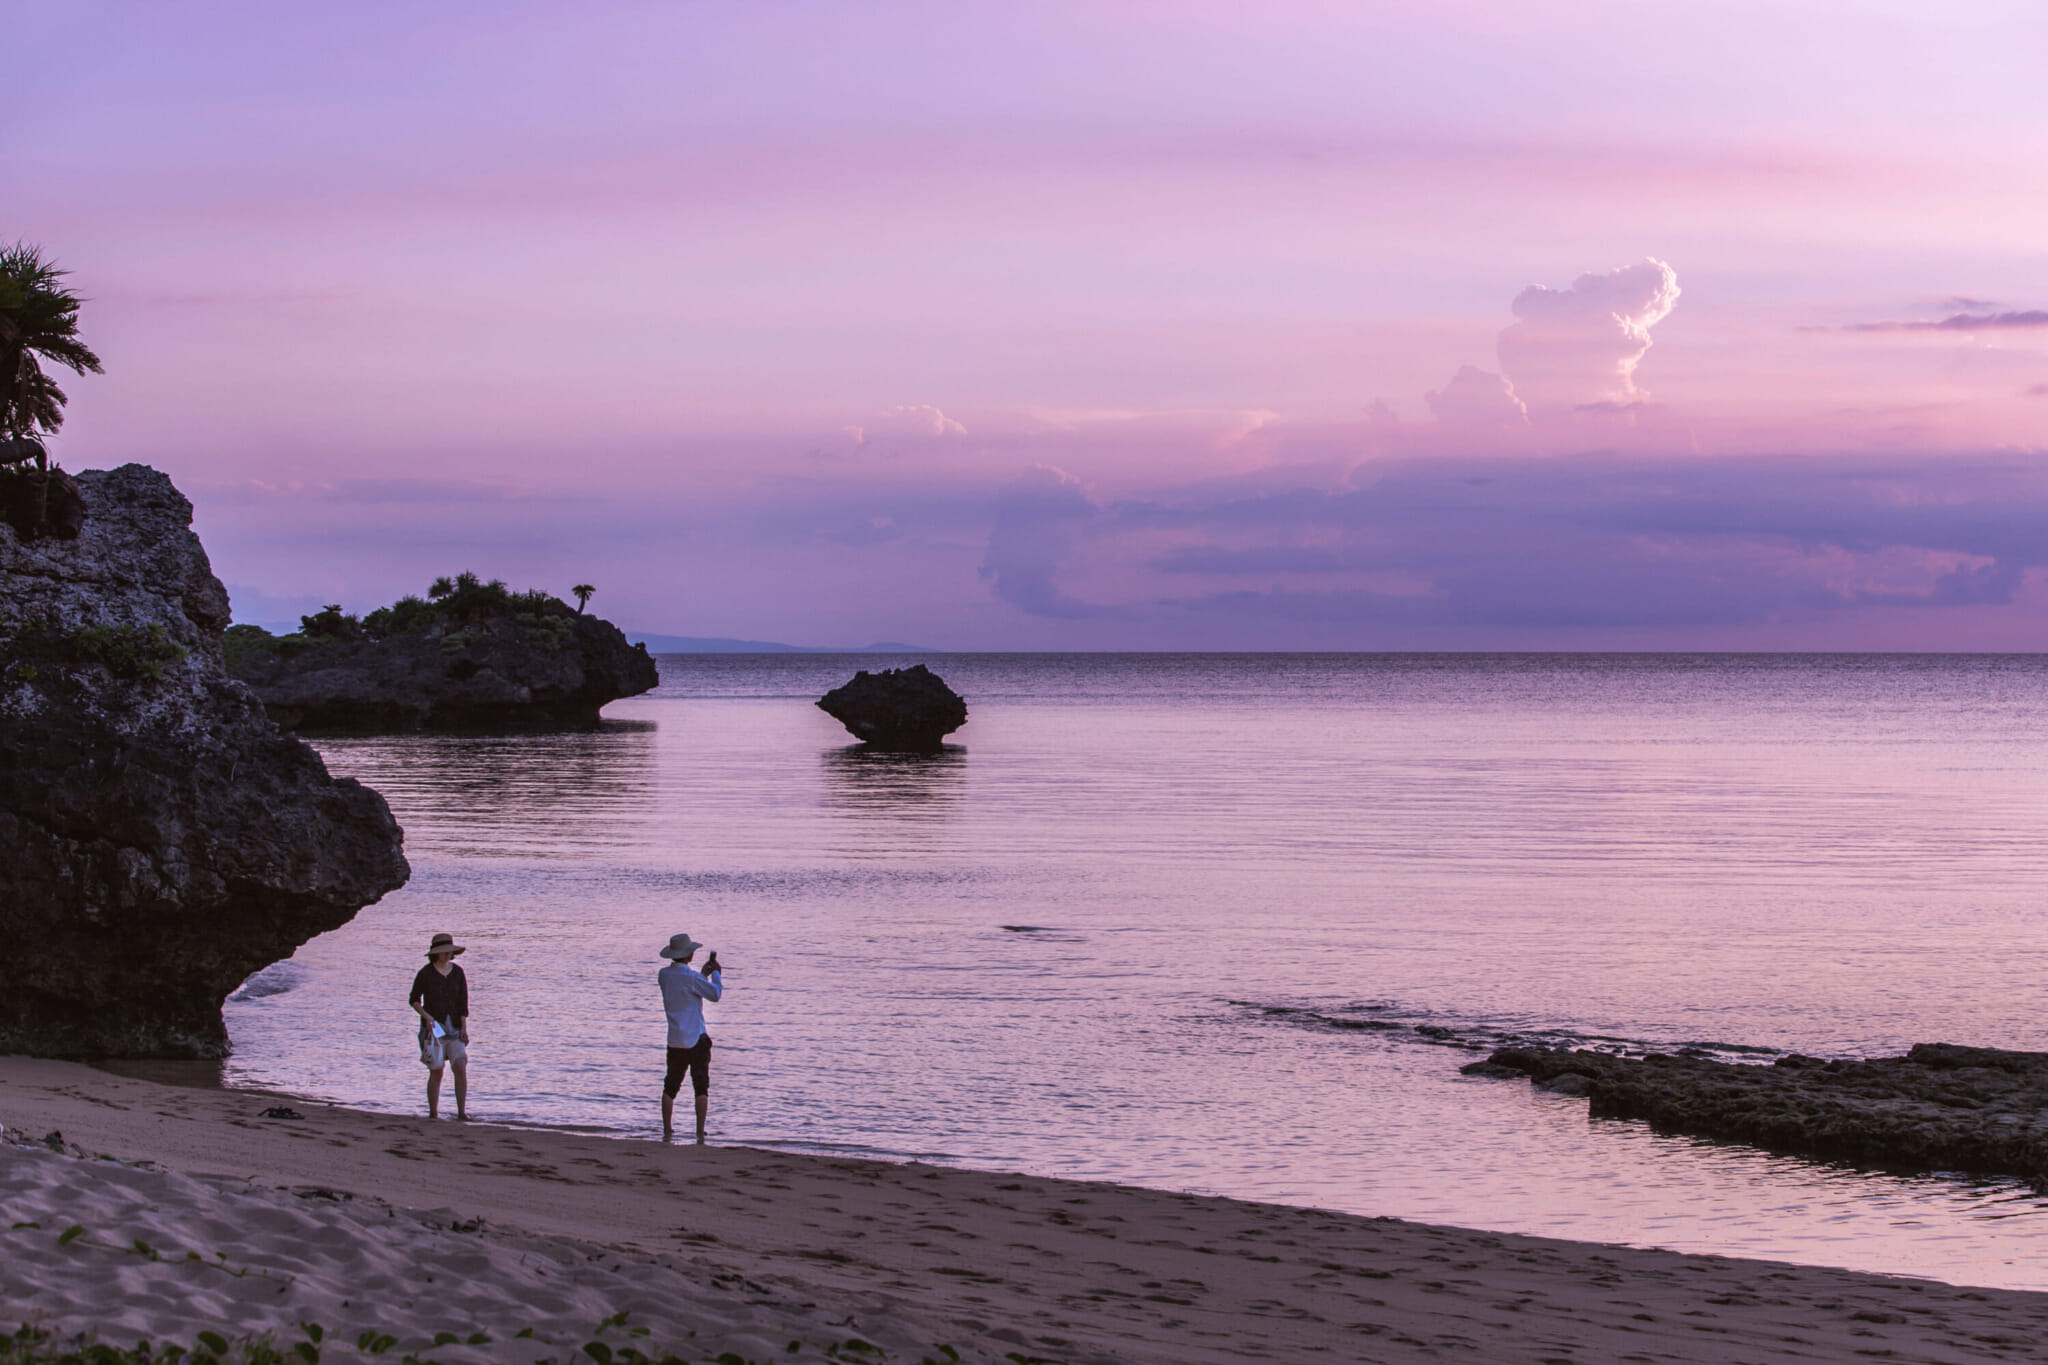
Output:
top-left (1496, 259), bottom-right (1680, 411)
top-left (1424, 365), bottom-right (1528, 427)
top-left (847, 404), bottom-right (967, 447)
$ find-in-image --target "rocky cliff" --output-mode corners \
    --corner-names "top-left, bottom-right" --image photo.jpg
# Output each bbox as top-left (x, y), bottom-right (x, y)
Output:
top-left (230, 579), bottom-right (658, 733)
top-left (0, 464), bottom-right (409, 1058)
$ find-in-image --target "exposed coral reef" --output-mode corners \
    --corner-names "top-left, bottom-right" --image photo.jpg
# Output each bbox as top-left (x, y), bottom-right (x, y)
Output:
top-left (1474, 1042), bottom-right (2048, 1186)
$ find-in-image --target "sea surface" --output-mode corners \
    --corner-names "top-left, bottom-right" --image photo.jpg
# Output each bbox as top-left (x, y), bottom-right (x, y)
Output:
top-left (227, 654), bottom-right (2048, 1289)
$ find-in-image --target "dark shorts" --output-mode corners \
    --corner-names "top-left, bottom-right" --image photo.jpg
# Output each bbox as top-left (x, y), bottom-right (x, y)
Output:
top-left (664, 1036), bottom-right (712, 1097)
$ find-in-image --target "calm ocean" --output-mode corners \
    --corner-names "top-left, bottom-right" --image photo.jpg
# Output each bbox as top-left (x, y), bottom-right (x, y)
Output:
top-left (227, 655), bottom-right (2048, 1288)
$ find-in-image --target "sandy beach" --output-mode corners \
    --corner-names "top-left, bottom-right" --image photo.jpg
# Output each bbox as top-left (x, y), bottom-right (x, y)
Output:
top-left (5, 1058), bottom-right (2048, 1363)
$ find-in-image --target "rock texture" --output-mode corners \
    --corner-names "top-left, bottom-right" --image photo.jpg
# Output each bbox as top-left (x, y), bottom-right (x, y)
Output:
top-left (0, 464), bottom-right (409, 1058)
top-left (1473, 1043), bottom-right (2048, 1187)
top-left (232, 603), bottom-right (658, 734)
top-left (817, 664), bottom-right (968, 750)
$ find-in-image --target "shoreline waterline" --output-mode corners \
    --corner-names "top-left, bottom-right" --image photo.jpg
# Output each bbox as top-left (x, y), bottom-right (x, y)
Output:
top-left (9, 1055), bottom-right (2048, 1365)
top-left (209, 653), bottom-right (2048, 1289)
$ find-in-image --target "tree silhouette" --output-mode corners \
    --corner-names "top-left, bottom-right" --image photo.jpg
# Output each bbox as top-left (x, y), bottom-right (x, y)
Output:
top-left (571, 583), bottom-right (595, 614)
top-left (0, 243), bottom-right (104, 532)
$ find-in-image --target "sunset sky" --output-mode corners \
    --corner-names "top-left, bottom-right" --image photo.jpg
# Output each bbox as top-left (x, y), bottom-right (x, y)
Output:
top-left (15, 1), bottom-right (2048, 648)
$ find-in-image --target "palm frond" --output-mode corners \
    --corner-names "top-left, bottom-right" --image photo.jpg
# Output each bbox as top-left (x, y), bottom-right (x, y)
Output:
top-left (0, 241), bottom-right (103, 437)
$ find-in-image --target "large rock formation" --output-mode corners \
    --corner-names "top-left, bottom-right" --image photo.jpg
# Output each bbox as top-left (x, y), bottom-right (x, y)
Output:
top-left (1472, 1043), bottom-right (2048, 1188)
top-left (817, 664), bottom-right (967, 750)
top-left (230, 585), bottom-right (658, 733)
top-left (0, 464), bottom-right (410, 1058)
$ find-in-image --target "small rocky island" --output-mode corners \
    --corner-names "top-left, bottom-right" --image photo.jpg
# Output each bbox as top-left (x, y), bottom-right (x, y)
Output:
top-left (0, 464), bottom-right (410, 1058)
top-left (229, 573), bottom-right (658, 732)
top-left (1471, 1042), bottom-right (2048, 1188)
top-left (817, 663), bottom-right (967, 750)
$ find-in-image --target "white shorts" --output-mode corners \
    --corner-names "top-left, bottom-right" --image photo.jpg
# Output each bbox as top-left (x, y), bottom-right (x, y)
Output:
top-left (421, 1030), bottom-right (468, 1069)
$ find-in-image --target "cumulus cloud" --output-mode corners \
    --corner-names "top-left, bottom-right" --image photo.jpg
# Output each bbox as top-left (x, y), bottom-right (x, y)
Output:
top-left (1843, 309), bottom-right (2048, 334)
top-left (845, 404), bottom-right (967, 447)
top-left (1496, 258), bottom-right (1681, 411)
top-left (977, 465), bottom-right (1109, 618)
top-left (1424, 365), bottom-right (1528, 427)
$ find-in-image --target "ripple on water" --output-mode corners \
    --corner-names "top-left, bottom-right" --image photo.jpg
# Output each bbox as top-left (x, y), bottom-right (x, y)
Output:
top-left (223, 655), bottom-right (2048, 1290)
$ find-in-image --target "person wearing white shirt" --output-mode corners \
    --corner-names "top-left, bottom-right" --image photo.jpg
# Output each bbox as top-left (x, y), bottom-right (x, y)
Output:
top-left (657, 932), bottom-right (723, 1143)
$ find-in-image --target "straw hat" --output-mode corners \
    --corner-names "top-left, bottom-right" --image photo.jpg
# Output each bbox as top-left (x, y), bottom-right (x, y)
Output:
top-left (660, 932), bottom-right (706, 960)
top-left (425, 932), bottom-right (467, 958)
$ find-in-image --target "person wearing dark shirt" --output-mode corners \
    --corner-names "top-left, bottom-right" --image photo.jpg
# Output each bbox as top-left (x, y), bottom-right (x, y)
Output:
top-left (409, 932), bottom-right (471, 1119)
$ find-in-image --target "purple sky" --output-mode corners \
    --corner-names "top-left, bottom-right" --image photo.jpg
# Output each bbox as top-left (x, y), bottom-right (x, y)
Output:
top-left (16, 1), bottom-right (2048, 647)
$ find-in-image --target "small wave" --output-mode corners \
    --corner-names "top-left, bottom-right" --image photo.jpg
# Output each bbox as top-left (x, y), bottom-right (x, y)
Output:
top-left (1000, 925), bottom-right (1054, 933)
top-left (230, 962), bottom-right (307, 1002)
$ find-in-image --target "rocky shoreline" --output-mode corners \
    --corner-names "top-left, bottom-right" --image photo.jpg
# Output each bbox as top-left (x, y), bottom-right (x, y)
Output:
top-left (1472, 1042), bottom-right (2048, 1188)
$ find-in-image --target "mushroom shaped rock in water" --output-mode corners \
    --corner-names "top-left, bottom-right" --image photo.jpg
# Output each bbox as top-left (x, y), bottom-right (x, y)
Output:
top-left (817, 664), bottom-right (968, 750)
top-left (0, 464), bottom-right (410, 1058)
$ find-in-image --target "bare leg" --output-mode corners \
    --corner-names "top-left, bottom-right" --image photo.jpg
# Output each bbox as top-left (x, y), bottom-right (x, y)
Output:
top-left (694, 1091), bottom-right (708, 1144)
top-left (661, 1091), bottom-right (675, 1141)
top-left (451, 1058), bottom-right (468, 1119)
top-left (427, 1066), bottom-right (443, 1119)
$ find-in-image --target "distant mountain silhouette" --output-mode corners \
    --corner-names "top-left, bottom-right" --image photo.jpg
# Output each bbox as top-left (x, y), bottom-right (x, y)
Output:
top-left (627, 632), bottom-right (934, 654)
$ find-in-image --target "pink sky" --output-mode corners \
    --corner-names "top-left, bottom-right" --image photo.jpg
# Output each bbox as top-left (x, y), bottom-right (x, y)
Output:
top-left (14, 1), bottom-right (2048, 647)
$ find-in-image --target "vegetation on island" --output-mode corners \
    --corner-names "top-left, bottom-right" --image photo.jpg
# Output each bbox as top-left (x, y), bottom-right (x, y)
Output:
top-left (224, 572), bottom-right (593, 670)
top-left (0, 242), bottom-right (103, 537)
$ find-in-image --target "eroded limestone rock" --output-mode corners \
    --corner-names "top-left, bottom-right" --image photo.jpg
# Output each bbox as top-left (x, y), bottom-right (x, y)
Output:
top-left (0, 464), bottom-right (410, 1057)
top-left (817, 664), bottom-right (967, 750)
top-left (231, 594), bottom-right (658, 733)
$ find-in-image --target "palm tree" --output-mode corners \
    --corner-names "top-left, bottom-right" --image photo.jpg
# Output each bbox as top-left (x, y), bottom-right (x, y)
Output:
top-left (571, 583), bottom-right (595, 615)
top-left (0, 244), bottom-right (103, 532)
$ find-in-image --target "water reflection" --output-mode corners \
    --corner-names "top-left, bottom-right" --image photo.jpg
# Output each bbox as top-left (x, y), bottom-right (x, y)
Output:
top-left (249, 660), bottom-right (2048, 1290)
top-left (819, 743), bottom-right (966, 820)
top-left (315, 721), bottom-right (660, 859)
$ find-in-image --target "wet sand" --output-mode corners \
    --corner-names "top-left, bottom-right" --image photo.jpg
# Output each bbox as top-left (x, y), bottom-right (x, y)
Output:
top-left (5, 1055), bottom-right (2048, 1363)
